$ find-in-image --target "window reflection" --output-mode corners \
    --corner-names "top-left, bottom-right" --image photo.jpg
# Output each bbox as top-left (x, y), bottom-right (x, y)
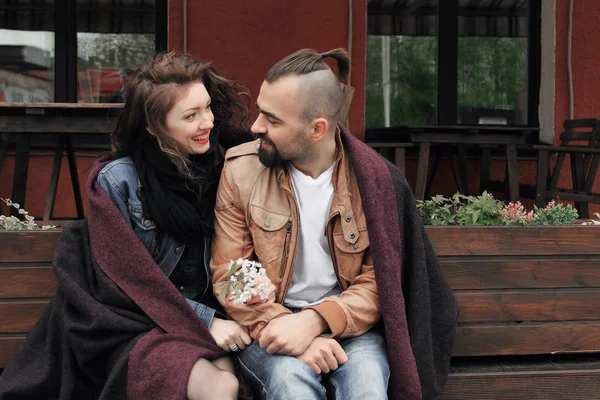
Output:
top-left (76, 0), bottom-right (156, 103)
top-left (0, 1), bottom-right (55, 103)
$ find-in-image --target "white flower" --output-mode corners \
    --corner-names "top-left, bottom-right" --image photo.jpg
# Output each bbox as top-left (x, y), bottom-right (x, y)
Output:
top-left (220, 258), bottom-right (273, 305)
top-left (0, 198), bottom-right (55, 231)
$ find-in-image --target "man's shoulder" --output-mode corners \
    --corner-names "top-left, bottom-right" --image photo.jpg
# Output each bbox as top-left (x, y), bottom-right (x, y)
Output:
top-left (225, 139), bottom-right (260, 161)
top-left (223, 140), bottom-right (266, 177)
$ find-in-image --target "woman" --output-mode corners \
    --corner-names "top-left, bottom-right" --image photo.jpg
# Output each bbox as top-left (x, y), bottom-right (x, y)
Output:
top-left (0, 52), bottom-right (254, 400)
top-left (98, 51), bottom-right (254, 399)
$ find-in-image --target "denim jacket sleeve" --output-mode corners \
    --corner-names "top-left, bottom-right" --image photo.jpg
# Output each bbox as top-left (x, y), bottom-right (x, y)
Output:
top-left (96, 171), bottom-right (132, 226)
top-left (97, 161), bottom-right (216, 329)
top-left (185, 299), bottom-right (216, 327)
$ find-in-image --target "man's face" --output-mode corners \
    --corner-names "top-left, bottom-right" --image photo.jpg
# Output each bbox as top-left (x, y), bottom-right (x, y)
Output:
top-left (251, 77), bottom-right (311, 168)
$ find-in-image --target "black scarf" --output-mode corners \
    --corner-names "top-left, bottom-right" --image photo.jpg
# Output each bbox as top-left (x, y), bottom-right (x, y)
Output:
top-left (130, 133), bottom-right (223, 244)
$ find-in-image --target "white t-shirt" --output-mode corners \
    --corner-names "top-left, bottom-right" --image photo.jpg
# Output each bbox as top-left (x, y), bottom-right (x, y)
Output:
top-left (284, 163), bottom-right (342, 308)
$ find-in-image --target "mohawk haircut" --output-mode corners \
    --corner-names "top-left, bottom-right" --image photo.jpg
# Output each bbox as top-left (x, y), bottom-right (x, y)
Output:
top-left (264, 48), bottom-right (350, 126)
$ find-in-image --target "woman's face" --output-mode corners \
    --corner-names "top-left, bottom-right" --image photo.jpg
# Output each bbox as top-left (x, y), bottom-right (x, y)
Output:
top-left (163, 82), bottom-right (214, 156)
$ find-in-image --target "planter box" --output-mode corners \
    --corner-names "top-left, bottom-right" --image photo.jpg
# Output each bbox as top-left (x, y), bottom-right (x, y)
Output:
top-left (2, 226), bottom-right (600, 398)
top-left (426, 225), bottom-right (600, 399)
top-left (425, 225), bottom-right (600, 357)
top-left (0, 230), bottom-right (61, 368)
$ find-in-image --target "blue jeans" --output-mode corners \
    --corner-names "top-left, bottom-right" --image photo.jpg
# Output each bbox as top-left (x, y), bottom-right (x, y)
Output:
top-left (236, 330), bottom-right (390, 400)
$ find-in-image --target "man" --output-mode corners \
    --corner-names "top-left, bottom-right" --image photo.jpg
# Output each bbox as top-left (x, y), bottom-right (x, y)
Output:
top-left (211, 48), bottom-right (458, 400)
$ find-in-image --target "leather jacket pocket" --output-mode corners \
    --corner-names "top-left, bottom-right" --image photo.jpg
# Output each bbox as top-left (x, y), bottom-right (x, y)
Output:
top-left (249, 205), bottom-right (290, 266)
top-left (333, 228), bottom-right (370, 285)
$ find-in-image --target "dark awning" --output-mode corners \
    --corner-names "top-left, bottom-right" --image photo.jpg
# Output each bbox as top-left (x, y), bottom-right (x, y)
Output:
top-left (368, 0), bottom-right (530, 38)
top-left (0, 0), bottom-right (155, 34)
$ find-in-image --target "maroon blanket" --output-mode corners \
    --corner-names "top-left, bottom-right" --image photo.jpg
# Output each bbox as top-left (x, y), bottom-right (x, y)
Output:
top-left (1, 128), bottom-right (457, 400)
top-left (0, 156), bottom-right (223, 400)
top-left (342, 126), bottom-right (459, 399)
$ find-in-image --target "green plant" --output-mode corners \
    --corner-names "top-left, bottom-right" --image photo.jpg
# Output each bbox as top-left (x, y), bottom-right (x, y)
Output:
top-left (0, 198), bottom-right (55, 231)
top-left (417, 192), bottom-right (503, 226)
top-left (416, 194), bottom-right (457, 225)
top-left (455, 192), bottom-right (503, 225)
top-left (532, 200), bottom-right (579, 225)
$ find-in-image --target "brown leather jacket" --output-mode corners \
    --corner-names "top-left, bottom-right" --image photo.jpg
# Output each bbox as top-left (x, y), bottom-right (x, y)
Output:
top-left (210, 133), bottom-right (380, 340)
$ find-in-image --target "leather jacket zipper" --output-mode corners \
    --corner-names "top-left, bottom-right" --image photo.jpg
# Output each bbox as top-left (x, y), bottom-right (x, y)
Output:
top-left (279, 221), bottom-right (292, 279)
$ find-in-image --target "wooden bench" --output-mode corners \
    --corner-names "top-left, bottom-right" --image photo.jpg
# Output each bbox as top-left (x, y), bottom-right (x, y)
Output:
top-left (2, 226), bottom-right (600, 399)
top-left (367, 142), bottom-right (413, 174)
top-left (0, 103), bottom-right (121, 221)
top-left (0, 230), bottom-right (59, 368)
top-left (434, 225), bottom-right (600, 399)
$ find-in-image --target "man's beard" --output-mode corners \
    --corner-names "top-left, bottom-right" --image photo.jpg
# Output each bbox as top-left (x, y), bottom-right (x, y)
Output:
top-left (258, 139), bottom-right (285, 168)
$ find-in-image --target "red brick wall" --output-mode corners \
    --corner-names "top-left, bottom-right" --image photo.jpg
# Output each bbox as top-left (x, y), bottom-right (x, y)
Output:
top-left (555, 0), bottom-right (600, 137)
top-left (168, 0), bottom-right (367, 139)
top-left (4, 2), bottom-right (600, 219)
top-left (552, 0), bottom-right (600, 214)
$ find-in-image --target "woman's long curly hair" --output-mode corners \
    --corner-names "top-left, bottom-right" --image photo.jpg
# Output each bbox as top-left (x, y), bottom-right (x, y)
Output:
top-left (111, 51), bottom-right (249, 178)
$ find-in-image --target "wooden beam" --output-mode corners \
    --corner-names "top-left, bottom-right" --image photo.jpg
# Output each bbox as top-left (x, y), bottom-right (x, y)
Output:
top-left (453, 322), bottom-right (600, 356)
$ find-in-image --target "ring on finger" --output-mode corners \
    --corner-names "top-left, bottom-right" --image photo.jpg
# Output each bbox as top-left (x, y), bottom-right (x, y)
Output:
top-left (229, 343), bottom-right (239, 352)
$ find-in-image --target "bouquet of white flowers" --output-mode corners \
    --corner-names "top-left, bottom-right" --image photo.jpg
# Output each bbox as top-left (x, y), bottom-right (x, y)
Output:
top-left (214, 258), bottom-right (273, 304)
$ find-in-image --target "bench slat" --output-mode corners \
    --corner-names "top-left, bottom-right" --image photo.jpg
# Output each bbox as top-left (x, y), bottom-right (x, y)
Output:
top-left (0, 232), bottom-right (61, 262)
top-left (456, 289), bottom-right (600, 322)
top-left (0, 301), bottom-right (49, 333)
top-left (443, 258), bottom-right (600, 289)
top-left (440, 368), bottom-right (600, 399)
top-left (453, 322), bottom-right (600, 356)
top-left (426, 226), bottom-right (600, 256)
top-left (0, 336), bottom-right (26, 368)
top-left (0, 266), bottom-right (57, 298)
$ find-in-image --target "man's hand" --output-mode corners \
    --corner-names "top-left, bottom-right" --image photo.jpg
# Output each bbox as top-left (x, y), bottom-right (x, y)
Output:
top-left (297, 337), bottom-right (348, 374)
top-left (258, 310), bottom-right (328, 355)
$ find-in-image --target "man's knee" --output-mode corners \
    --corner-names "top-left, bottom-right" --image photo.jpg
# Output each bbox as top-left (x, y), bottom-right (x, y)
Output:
top-left (330, 358), bottom-right (389, 399)
top-left (264, 357), bottom-right (324, 399)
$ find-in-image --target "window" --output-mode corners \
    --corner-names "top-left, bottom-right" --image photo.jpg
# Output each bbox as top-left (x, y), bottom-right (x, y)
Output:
top-left (76, 0), bottom-right (159, 103)
top-left (0, 0), bottom-right (55, 103)
top-left (0, 0), bottom-right (167, 105)
top-left (0, 0), bottom-right (167, 148)
top-left (366, 0), bottom-right (540, 128)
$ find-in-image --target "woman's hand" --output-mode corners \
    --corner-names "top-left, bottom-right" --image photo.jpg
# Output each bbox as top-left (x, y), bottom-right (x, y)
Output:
top-left (209, 318), bottom-right (252, 352)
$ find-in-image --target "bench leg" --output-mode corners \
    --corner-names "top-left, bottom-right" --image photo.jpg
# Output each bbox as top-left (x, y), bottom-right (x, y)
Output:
top-left (394, 147), bottom-right (406, 174)
top-left (65, 134), bottom-right (85, 219)
top-left (44, 135), bottom-right (66, 222)
top-left (425, 146), bottom-right (442, 198)
top-left (479, 148), bottom-right (491, 194)
top-left (536, 149), bottom-right (549, 208)
top-left (456, 144), bottom-right (469, 195)
top-left (0, 135), bottom-right (7, 189)
top-left (506, 144), bottom-right (519, 202)
top-left (11, 135), bottom-right (31, 217)
top-left (415, 142), bottom-right (431, 200)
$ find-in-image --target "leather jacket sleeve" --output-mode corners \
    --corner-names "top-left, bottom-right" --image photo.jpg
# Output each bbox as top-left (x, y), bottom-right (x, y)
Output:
top-left (305, 250), bottom-right (381, 338)
top-left (210, 163), bottom-right (292, 339)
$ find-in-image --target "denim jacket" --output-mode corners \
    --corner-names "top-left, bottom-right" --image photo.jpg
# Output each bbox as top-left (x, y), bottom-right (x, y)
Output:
top-left (97, 156), bottom-right (215, 327)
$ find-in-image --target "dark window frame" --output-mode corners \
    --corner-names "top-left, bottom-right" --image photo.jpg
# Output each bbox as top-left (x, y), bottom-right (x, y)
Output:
top-left (367, 0), bottom-right (542, 128)
top-left (38, 0), bottom-right (167, 148)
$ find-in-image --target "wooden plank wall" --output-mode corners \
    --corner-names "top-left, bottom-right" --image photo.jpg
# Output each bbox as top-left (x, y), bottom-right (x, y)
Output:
top-left (428, 225), bottom-right (600, 399)
top-left (2, 225), bottom-right (600, 400)
top-left (0, 231), bottom-right (60, 368)
top-left (426, 225), bottom-right (600, 357)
